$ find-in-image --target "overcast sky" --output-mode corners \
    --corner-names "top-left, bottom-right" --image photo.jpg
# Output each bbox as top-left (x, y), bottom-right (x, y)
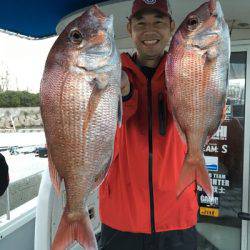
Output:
top-left (0, 31), bottom-right (57, 93)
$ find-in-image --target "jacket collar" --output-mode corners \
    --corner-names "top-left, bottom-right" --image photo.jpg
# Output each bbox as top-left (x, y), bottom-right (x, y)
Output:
top-left (121, 52), bottom-right (167, 83)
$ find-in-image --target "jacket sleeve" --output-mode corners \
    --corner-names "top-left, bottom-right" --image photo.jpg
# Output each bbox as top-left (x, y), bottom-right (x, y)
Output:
top-left (111, 81), bottom-right (138, 162)
top-left (111, 128), bottom-right (120, 164)
top-left (111, 86), bottom-right (138, 159)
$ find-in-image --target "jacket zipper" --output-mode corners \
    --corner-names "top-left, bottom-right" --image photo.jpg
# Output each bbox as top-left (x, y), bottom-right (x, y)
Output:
top-left (147, 79), bottom-right (155, 234)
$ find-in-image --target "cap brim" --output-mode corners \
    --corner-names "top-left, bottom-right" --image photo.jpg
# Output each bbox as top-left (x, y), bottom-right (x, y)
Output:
top-left (128, 8), bottom-right (171, 21)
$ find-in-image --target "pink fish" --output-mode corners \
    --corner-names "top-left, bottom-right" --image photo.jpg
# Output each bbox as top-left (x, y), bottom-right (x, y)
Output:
top-left (165, 0), bottom-right (230, 198)
top-left (40, 5), bottom-right (121, 250)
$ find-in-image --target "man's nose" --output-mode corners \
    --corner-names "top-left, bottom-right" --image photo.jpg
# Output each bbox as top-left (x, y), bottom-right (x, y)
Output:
top-left (143, 31), bottom-right (158, 38)
top-left (144, 23), bottom-right (156, 31)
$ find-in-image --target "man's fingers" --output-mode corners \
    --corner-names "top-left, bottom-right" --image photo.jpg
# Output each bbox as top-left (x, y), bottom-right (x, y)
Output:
top-left (121, 70), bottom-right (129, 88)
top-left (121, 70), bottom-right (130, 96)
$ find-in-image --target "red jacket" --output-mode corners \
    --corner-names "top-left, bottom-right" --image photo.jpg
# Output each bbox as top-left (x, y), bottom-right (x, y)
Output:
top-left (99, 52), bottom-right (198, 233)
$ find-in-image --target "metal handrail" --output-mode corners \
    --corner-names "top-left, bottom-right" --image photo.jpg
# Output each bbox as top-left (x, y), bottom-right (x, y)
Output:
top-left (5, 187), bottom-right (10, 220)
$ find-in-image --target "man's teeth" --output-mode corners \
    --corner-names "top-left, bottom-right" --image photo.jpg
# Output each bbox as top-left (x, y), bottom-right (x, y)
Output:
top-left (143, 40), bottom-right (158, 45)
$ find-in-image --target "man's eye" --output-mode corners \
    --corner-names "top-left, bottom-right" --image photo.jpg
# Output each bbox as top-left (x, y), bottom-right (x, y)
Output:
top-left (137, 22), bottom-right (145, 26)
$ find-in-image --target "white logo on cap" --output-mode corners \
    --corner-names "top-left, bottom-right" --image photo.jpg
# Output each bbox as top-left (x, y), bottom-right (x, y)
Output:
top-left (143, 0), bottom-right (157, 4)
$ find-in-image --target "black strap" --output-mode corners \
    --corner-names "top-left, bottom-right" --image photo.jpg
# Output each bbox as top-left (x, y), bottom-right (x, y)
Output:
top-left (158, 93), bottom-right (167, 136)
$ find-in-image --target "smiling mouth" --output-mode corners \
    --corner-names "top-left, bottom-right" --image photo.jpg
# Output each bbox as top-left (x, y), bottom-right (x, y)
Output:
top-left (142, 39), bottom-right (160, 45)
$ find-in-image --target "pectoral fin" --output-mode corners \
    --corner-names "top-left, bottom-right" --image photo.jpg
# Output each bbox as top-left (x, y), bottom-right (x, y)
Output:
top-left (48, 149), bottom-right (61, 196)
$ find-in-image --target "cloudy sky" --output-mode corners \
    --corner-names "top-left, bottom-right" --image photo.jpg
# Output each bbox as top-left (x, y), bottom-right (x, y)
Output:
top-left (0, 31), bottom-right (57, 93)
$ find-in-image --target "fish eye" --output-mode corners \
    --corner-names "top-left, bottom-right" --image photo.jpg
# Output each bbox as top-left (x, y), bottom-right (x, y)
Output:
top-left (187, 16), bottom-right (199, 30)
top-left (69, 29), bottom-right (83, 44)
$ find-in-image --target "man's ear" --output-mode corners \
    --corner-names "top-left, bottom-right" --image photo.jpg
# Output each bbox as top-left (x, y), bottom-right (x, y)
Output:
top-left (127, 21), bottom-right (132, 36)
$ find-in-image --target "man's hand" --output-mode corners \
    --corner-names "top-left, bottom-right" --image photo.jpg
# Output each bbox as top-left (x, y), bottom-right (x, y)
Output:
top-left (121, 70), bottom-right (130, 97)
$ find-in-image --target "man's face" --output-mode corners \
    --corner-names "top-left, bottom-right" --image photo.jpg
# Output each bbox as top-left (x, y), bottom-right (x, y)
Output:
top-left (127, 10), bottom-right (174, 60)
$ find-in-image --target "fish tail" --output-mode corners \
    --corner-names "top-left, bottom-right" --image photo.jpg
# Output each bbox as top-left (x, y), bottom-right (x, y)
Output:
top-left (177, 152), bottom-right (213, 198)
top-left (51, 209), bottom-right (97, 250)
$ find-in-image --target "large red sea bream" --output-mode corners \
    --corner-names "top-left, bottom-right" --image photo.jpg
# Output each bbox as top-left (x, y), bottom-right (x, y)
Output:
top-left (165, 0), bottom-right (230, 198)
top-left (40, 5), bottom-right (121, 250)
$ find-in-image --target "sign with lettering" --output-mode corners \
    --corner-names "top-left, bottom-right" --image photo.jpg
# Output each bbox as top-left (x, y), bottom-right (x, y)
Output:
top-left (200, 207), bottom-right (219, 217)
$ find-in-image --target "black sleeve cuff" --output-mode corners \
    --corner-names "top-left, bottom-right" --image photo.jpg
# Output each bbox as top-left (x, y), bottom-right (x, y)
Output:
top-left (122, 84), bottom-right (133, 102)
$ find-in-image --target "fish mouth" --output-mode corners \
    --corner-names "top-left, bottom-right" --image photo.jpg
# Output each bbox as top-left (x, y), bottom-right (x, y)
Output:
top-left (209, 0), bottom-right (223, 18)
top-left (88, 5), bottom-right (107, 21)
top-left (142, 39), bottom-right (160, 46)
top-left (209, 0), bottom-right (216, 14)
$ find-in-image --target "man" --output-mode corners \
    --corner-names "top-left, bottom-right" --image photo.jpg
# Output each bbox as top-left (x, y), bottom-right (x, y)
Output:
top-left (0, 153), bottom-right (9, 196)
top-left (99, 0), bottom-right (198, 249)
